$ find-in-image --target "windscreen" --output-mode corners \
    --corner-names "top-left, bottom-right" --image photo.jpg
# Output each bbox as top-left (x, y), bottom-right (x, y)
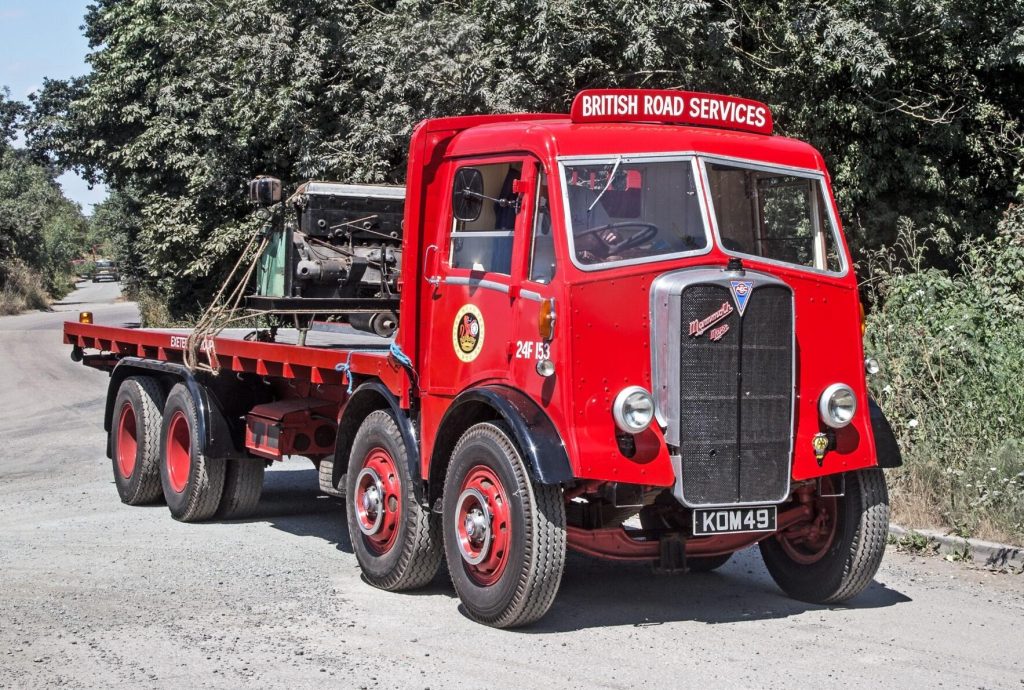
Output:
top-left (704, 162), bottom-right (843, 273)
top-left (562, 159), bottom-right (707, 266)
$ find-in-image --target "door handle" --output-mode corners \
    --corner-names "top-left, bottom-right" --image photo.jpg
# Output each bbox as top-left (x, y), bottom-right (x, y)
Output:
top-left (423, 244), bottom-right (440, 286)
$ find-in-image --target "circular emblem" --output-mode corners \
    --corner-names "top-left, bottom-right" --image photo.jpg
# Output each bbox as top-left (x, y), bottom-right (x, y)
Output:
top-left (452, 304), bottom-right (485, 362)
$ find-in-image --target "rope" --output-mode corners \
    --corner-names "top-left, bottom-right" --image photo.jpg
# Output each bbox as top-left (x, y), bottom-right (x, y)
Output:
top-left (334, 341), bottom-right (417, 396)
top-left (184, 222), bottom-right (271, 373)
top-left (335, 351), bottom-right (359, 394)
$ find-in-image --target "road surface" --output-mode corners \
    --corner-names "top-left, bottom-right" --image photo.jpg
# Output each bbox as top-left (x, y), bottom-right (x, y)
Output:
top-left (0, 282), bottom-right (1021, 688)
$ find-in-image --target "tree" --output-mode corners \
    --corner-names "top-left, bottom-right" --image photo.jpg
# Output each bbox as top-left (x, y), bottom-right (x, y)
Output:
top-left (1, 88), bottom-right (89, 298)
top-left (24, 0), bottom-right (1024, 320)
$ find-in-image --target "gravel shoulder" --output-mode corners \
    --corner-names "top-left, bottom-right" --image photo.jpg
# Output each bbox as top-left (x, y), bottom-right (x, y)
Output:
top-left (0, 283), bottom-right (1021, 689)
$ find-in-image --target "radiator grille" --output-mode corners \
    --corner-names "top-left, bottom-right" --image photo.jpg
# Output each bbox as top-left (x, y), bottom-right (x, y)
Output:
top-left (677, 284), bottom-right (793, 505)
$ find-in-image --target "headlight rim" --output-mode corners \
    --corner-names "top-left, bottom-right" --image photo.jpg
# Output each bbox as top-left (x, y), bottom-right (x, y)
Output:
top-left (819, 382), bottom-right (857, 429)
top-left (612, 385), bottom-right (655, 434)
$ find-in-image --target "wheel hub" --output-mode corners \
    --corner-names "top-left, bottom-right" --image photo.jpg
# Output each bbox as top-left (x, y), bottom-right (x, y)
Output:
top-left (453, 465), bottom-right (511, 586)
top-left (456, 488), bottom-right (492, 565)
top-left (353, 447), bottom-right (403, 555)
top-left (355, 467), bottom-right (385, 537)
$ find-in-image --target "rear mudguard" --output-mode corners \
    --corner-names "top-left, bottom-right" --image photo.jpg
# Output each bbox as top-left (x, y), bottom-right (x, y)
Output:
top-left (104, 358), bottom-right (245, 460)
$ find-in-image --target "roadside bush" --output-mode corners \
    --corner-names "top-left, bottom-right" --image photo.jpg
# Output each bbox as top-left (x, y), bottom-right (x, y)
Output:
top-left (0, 260), bottom-right (50, 315)
top-left (863, 209), bottom-right (1024, 544)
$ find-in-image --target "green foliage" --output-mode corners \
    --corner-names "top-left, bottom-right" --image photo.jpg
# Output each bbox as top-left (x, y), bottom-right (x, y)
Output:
top-left (864, 209), bottom-right (1024, 542)
top-left (0, 260), bottom-right (49, 315)
top-left (24, 0), bottom-right (1024, 318)
top-left (0, 88), bottom-right (92, 303)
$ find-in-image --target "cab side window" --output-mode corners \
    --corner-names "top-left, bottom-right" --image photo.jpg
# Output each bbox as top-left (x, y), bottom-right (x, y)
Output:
top-left (451, 162), bottom-right (522, 274)
top-left (529, 175), bottom-right (556, 284)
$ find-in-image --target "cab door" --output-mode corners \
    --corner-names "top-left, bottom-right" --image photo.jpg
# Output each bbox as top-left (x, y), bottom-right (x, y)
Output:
top-left (420, 156), bottom-right (538, 396)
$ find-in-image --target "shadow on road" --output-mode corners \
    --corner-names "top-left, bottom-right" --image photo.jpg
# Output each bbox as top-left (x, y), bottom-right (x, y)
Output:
top-left (222, 467), bottom-right (353, 553)
top-left (240, 465), bottom-right (912, 630)
top-left (523, 552), bottom-right (912, 632)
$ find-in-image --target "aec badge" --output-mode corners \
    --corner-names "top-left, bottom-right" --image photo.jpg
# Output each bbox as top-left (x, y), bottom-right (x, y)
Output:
top-left (452, 304), bottom-right (485, 362)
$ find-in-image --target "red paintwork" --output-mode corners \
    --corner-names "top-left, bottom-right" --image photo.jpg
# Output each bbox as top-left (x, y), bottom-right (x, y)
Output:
top-left (244, 399), bottom-right (337, 462)
top-left (63, 322), bottom-right (409, 398)
top-left (116, 402), bottom-right (137, 478)
top-left (67, 89), bottom-right (880, 522)
top-left (566, 503), bottom-right (813, 561)
top-left (455, 464), bottom-right (512, 586)
top-left (166, 410), bottom-right (191, 493)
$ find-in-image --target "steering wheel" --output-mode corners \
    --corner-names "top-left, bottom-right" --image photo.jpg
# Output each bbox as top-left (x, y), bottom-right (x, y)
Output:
top-left (574, 222), bottom-right (659, 255)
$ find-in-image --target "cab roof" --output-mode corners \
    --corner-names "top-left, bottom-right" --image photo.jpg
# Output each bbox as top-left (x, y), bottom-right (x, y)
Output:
top-left (444, 117), bottom-right (827, 173)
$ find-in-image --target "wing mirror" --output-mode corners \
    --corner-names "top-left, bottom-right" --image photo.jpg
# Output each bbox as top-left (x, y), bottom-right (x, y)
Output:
top-left (452, 168), bottom-right (485, 222)
top-left (249, 176), bottom-right (282, 207)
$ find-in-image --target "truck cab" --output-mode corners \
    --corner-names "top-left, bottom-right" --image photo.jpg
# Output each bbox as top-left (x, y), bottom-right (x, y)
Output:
top-left (360, 89), bottom-right (898, 625)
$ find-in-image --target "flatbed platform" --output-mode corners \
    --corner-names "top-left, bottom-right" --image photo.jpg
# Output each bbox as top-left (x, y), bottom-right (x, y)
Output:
top-left (63, 321), bottom-right (408, 394)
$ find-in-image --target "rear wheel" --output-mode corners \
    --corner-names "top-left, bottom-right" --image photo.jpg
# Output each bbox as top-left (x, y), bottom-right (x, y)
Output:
top-left (318, 458), bottom-right (344, 497)
top-left (159, 384), bottom-right (226, 522)
top-left (442, 422), bottom-right (566, 628)
top-left (217, 458), bottom-right (265, 519)
top-left (111, 376), bottom-right (166, 505)
top-left (346, 409), bottom-right (441, 590)
top-left (760, 469), bottom-right (889, 604)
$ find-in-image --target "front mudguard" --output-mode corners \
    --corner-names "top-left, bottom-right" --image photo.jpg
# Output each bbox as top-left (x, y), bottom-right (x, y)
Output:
top-left (869, 398), bottom-right (903, 468)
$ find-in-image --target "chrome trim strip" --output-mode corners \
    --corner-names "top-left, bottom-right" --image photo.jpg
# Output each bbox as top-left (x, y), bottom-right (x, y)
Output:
top-left (443, 276), bottom-right (510, 294)
top-left (557, 156), bottom-right (715, 273)
top-left (697, 155), bottom-right (850, 278)
top-left (451, 230), bottom-right (515, 238)
top-left (520, 289), bottom-right (544, 302)
top-left (650, 266), bottom-right (796, 509)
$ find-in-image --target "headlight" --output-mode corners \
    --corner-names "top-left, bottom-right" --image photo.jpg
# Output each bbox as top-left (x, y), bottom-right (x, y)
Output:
top-left (819, 383), bottom-right (857, 428)
top-left (613, 386), bottom-right (655, 433)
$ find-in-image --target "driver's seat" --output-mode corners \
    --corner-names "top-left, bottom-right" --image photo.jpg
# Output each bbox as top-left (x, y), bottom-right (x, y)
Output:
top-left (567, 184), bottom-right (612, 231)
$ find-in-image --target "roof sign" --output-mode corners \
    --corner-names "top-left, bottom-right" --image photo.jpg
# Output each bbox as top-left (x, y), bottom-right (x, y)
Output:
top-left (570, 89), bottom-right (773, 135)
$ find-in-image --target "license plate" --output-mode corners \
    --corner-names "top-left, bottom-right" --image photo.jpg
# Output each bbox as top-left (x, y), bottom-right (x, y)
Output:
top-left (692, 506), bottom-right (777, 536)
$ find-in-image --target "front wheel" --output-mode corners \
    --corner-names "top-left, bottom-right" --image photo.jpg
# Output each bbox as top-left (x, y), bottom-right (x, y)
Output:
top-left (345, 409), bottom-right (441, 591)
top-left (759, 469), bottom-right (889, 604)
top-left (442, 422), bottom-right (566, 628)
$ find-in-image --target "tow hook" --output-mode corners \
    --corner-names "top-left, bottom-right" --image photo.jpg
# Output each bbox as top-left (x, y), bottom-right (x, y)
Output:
top-left (653, 533), bottom-right (687, 574)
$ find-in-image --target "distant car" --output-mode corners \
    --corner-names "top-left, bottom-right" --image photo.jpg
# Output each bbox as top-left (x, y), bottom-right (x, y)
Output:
top-left (91, 260), bottom-right (119, 283)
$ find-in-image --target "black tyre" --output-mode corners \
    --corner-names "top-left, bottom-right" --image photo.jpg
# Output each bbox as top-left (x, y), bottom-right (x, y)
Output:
top-left (346, 409), bottom-right (441, 590)
top-left (111, 376), bottom-right (166, 505)
top-left (638, 504), bottom-right (733, 572)
top-left (159, 383), bottom-right (226, 522)
top-left (442, 422), bottom-right (566, 628)
top-left (318, 458), bottom-right (344, 497)
top-left (217, 458), bottom-right (265, 519)
top-left (760, 469), bottom-right (890, 604)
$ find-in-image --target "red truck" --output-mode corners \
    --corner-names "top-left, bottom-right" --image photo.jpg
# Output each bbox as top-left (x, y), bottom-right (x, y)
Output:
top-left (64, 89), bottom-right (901, 628)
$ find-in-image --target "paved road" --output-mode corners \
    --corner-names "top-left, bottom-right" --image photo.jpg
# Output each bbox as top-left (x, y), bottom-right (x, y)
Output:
top-left (0, 282), bottom-right (1021, 689)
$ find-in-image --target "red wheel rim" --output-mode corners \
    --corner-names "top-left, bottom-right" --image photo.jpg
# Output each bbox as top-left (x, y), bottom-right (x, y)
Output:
top-left (116, 402), bottom-right (138, 478)
top-left (354, 447), bottom-right (402, 555)
top-left (454, 465), bottom-right (511, 586)
top-left (166, 411), bottom-right (191, 494)
top-left (777, 480), bottom-right (839, 565)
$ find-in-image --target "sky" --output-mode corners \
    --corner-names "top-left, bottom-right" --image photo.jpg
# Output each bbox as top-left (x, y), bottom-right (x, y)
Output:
top-left (0, 0), bottom-right (108, 214)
